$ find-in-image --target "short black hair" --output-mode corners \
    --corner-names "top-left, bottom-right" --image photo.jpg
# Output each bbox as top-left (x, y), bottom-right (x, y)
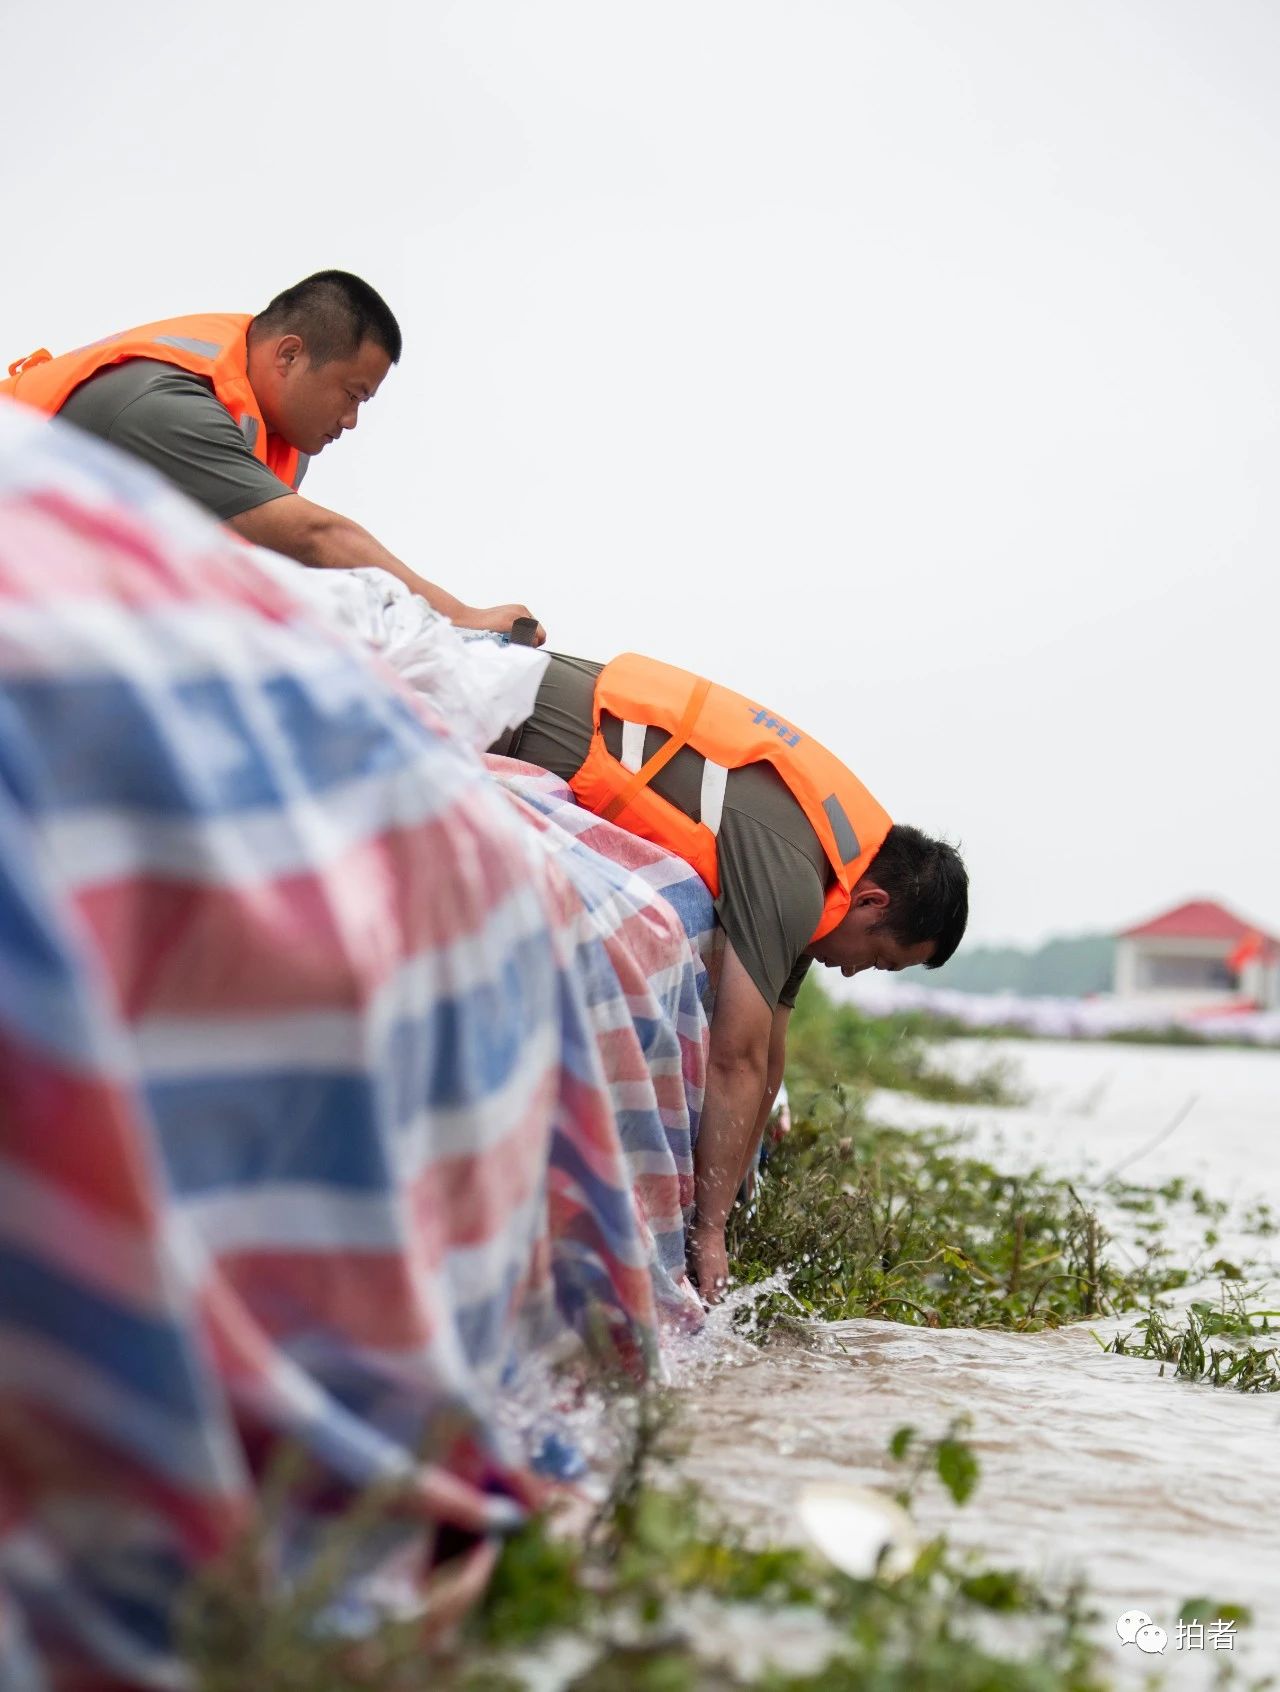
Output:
top-left (249, 270), bottom-right (402, 366)
top-left (866, 824), bottom-right (968, 967)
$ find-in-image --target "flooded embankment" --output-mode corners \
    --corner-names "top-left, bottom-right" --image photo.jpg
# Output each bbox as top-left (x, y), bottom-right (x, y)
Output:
top-left (674, 1039), bottom-right (1280, 1688)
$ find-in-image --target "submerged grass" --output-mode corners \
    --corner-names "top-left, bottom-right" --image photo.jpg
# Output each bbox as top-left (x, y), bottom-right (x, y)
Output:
top-left (1105, 1285), bottom-right (1280, 1392)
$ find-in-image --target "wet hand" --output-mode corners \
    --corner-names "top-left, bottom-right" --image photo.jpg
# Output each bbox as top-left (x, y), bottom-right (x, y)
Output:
top-left (689, 1219), bottom-right (730, 1306)
top-left (455, 602), bottom-right (547, 646)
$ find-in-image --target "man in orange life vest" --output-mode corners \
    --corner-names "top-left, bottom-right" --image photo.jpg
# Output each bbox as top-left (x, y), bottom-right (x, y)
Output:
top-left (490, 653), bottom-right (969, 1301)
top-left (1, 271), bottom-right (542, 641)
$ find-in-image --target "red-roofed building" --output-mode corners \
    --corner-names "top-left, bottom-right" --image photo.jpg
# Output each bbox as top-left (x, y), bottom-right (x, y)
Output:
top-left (1113, 899), bottom-right (1280, 1010)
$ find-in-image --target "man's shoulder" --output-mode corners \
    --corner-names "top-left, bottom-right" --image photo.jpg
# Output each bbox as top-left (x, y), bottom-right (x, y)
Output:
top-left (722, 760), bottom-right (829, 875)
top-left (59, 359), bottom-right (218, 429)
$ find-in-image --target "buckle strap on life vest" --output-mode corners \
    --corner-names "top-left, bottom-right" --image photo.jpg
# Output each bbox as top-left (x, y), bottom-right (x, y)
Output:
top-left (617, 714), bottom-right (729, 834)
top-left (7, 349), bottom-right (51, 379)
top-left (602, 675), bottom-right (712, 824)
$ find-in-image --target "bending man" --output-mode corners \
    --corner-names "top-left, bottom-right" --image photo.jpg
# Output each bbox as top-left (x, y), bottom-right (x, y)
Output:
top-left (2, 270), bottom-right (540, 639)
top-left (491, 652), bottom-right (968, 1300)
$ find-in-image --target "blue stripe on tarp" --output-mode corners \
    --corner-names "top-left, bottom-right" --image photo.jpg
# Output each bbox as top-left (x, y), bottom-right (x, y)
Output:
top-left (650, 1227), bottom-right (688, 1275)
top-left (9, 1568), bottom-right (180, 1688)
top-left (275, 1348), bottom-right (493, 1457)
top-left (453, 1265), bottom-right (526, 1369)
top-left (648, 871), bottom-right (715, 944)
top-left (551, 972), bottom-right (610, 1089)
top-left (0, 661), bottom-right (432, 818)
top-left (613, 1110), bottom-right (691, 1157)
top-left (382, 930), bottom-right (553, 1120)
top-left (0, 771), bottom-right (94, 1023)
top-left (147, 1072), bottom-right (389, 1194)
top-left (150, 933), bottom-right (559, 1195)
top-left (568, 934), bottom-right (632, 1009)
top-left (2, 675), bottom-right (282, 814)
top-left (0, 1246), bottom-right (209, 1420)
top-left (546, 1132), bottom-right (642, 1255)
top-left (260, 671), bottom-right (431, 796)
top-left (625, 1014), bottom-right (663, 1050)
top-left (67, 1576), bottom-right (173, 1657)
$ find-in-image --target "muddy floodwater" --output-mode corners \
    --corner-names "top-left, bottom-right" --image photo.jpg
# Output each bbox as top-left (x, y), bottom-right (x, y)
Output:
top-left (672, 1039), bottom-right (1280, 1688)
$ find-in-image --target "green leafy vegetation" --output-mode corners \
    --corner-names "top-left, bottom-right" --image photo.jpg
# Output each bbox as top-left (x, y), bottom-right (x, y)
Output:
top-left (785, 977), bottom-right (1018, 1105)
top-left (730, 1108), bottom-right (1182, 1333)
top-left (1106, 1287), bottom-right (1280, 1392)
top-left (748, 991), bottom-right (1272, 1362)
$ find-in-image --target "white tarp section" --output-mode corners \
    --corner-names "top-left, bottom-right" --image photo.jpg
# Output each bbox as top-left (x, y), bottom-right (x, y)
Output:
top-left (248, 549), bottom-right (548, 752)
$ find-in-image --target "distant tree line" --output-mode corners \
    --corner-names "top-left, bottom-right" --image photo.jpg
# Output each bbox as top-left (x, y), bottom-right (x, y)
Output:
top-left (902, 933), bottom-right (1115, 997)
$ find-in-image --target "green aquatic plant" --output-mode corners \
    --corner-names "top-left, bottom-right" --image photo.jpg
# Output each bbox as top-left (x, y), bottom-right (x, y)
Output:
top-left (1106, 1285), bottom-right (1280, 1393)
top-left (887, 1417), bottom-right (981, 1507)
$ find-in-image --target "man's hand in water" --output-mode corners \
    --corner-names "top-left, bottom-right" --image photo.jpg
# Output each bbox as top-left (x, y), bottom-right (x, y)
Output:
top-left (453, 602), bottom-right (547, 645)
top-left (689, 944), bottom-right (770, 1307)
top-left (689, 1218), bottom-right (730, 1306)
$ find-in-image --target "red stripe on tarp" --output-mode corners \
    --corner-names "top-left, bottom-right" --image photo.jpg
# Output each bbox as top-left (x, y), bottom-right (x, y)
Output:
top-left (0, 1396), bottom-right (247, 1560)
top-left (215, 1248), bottom-right (437, 1352)
top-left (407, 1091), bottom-right (554, 1266)
top-left (0, 489), bottom-right (300, 621)
top-left (0, 1034), bottom-right (157, 1228)
top-left (72, 810), bottom-right (534, 1020)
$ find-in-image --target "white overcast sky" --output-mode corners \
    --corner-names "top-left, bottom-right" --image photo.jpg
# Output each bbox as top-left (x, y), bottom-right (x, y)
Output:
top-left (4, 1), bottom-right (1277, 945)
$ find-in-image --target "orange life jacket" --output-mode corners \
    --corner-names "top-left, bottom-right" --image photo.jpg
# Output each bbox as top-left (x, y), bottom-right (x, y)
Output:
top-left (569, 652), bottom-right (893, 942)
top-left (1, 312), bottom-right (306, 491)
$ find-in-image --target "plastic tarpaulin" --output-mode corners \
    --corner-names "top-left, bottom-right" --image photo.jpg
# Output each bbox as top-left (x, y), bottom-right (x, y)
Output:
top-left (0, 405), bottom-right (713, 1688)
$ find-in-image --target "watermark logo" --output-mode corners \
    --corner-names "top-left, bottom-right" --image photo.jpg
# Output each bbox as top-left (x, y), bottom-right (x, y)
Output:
top-left (1117, 1611), bottom-right (1236, 1654)
top-left (1117, 1613), bottom-right (1165, 1654)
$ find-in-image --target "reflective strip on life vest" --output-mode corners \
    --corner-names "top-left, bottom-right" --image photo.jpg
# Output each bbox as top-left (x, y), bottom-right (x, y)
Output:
top-left (822, 793), bottom-right (861, 864)
top-left (240, 415), bottom-right (260, 451)
top-left (620, 720), bottom-right (646, 773)
top-left (602, 675), bottom-right (713, 824)
top-left (700, 759), bottom-right (728, 836)
top-left (154, 333), bottom-right (223, 360)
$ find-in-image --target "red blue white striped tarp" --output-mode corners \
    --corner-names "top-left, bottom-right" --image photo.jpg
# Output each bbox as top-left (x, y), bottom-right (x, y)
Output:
top-left (489, 759), bottom-right (714, 1310)
top-left (0, 404), bottom-right (714, 1688)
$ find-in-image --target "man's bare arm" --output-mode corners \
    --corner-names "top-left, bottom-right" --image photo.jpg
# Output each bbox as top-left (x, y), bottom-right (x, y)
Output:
top-left (688, 942), bottom-right (773, 1303)
top-left (228, 493), bottom-right (545, 642)
top-left (736, 1003), bottom-right (791, 1198)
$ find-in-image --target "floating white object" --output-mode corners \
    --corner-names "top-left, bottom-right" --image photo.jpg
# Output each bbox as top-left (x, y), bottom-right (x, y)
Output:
top-left (796, 1483), bottom-right (919, 1580)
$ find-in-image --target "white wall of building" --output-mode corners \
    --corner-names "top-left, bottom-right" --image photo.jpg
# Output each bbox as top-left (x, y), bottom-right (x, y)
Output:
top-left (1113, 935), bottom-right (1279, 1009)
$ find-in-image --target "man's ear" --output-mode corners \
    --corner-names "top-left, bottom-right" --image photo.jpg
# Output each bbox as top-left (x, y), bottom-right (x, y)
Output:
top-left (853, 882), bottom-right (890, 912)
top-left (273, 334), bottom-right (305, 374)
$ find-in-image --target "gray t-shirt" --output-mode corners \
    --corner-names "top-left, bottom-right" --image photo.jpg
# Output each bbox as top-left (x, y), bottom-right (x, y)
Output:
top-left (55, 359), bottom-right (304, 519)
top-left (494, 654), bottom-right (826, 1009)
